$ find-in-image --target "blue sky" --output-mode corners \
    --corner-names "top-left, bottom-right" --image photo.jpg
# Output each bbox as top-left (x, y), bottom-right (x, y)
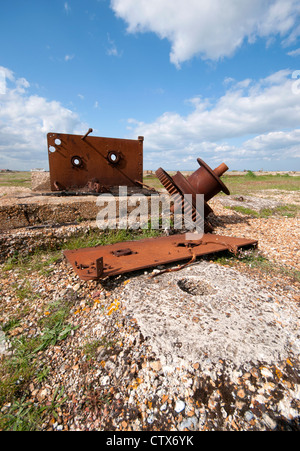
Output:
top-left (1, 0), bottom-right (300, 171)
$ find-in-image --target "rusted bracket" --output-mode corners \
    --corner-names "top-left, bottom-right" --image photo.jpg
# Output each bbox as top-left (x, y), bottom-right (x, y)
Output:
top-left (64, 233), bottom-right (258, 281)
top-left (74, 257), bottom-right (104, 279)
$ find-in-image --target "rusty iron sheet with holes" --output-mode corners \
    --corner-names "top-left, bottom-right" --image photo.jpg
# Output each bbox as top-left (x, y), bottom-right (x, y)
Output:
top-left (47, 132), bottom-right (144, 191)
top-left (63, 233), bottom-right (258, 280)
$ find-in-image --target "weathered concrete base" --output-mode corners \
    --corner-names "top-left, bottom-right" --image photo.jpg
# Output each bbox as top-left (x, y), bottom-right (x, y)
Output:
top-left (122, 262), bottom-right (300, 368)
top-left (0, 192), bottom-right (157, 231)
top-left (0, 197), bottom-right (100, 231)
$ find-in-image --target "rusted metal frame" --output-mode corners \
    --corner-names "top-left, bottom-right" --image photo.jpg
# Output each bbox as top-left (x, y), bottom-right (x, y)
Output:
top-left (47, 132), bottom-right (144, 192)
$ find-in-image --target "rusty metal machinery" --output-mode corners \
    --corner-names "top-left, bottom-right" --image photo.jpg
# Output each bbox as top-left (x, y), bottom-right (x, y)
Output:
top-left (64, 233), bottom-right (258, 281)
top-left (156, 159), bottom-right (231, 232)
top-left (48, 130), bottom-right (144, 192)
top-left (187, 159), bottom-right (230, 200)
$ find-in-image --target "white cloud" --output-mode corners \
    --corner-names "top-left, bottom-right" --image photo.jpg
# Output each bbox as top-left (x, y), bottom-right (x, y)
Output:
top-left (110, 0), bottom-right (300, 66)
top-left (287, 47), bottom-right (300, 56)
top-left (0, 66), bottom-right (87, 170)
top-left (64, 54), bottom-right (75, 61)
top-left (127, 70), bottom-right (300, 169)
top-left (106, 34), bottom-right (122, 57)
top-left (64, 2), bottom-right (71, 14)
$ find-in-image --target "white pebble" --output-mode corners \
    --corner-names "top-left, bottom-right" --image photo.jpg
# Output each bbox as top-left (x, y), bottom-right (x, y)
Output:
top-left (175, 400), bottom-right (185, 413)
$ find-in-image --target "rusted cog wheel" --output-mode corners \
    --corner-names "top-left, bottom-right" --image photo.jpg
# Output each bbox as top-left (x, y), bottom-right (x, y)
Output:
top-left (155, 168), bottom-right (213, 233)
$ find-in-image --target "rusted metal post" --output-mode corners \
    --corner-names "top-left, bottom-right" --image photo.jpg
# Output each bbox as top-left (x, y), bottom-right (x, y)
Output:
top-left (81, 128), bottom-right (93, 140)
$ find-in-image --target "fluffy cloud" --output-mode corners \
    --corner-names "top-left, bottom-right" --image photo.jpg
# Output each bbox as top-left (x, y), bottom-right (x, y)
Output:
top-left (110, 0), bottom-right (300, 66)
top-left (127, 70), bottom-right (300, 169)
top-left (288, 48), bottom-right (300, 56)
top-left (0, 66), bottom-right (86, 170)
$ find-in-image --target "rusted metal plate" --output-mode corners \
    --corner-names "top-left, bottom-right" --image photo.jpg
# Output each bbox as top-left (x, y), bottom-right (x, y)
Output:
top-left (63, 233), bottom-right (258, 280)
top-left (48, 132), bottom-right (144, 191)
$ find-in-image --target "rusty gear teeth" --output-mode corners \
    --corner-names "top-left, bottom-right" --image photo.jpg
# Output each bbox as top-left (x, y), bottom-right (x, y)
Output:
top-left (155, 158), bottom-right (230, 233)
top-left (155, 167), bottom-right (213, 233)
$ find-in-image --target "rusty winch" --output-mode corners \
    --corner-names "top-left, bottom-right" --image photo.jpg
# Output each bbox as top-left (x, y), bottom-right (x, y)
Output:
top-left (156, 158), bottom-right (230, 232)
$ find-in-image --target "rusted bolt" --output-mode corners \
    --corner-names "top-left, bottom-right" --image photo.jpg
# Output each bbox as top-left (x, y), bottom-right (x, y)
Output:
top-left (81, 128), bottom-right (93, 140)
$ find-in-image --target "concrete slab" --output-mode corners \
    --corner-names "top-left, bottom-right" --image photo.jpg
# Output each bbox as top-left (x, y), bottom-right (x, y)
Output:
top-left (122, 262), bottom-right (300, 368)
top-left (0, 189), bottom-right (155, 231)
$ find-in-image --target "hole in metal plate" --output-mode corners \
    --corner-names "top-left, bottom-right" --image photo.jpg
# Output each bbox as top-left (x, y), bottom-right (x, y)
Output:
top-left (107, 151), bottom-right (121, 164)
top-left (71, 156), bottom-right (83, 168)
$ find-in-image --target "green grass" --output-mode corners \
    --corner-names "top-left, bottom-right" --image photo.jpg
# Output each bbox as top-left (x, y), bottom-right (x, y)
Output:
top-left (82, 337), bottom-right (116, 362)
top-left (225, 204), bottom-right (299, 218)
top-left (3, 250), bottom-right (62, 274)
top-left (2, 228), bottom-right (162, 275)
top-left (143, 172), bottom-right (300, 195)
top-left (244, 170), bottom-right (257, 178)
top-left (0, 295), bottom-right (77, 430)
top-left (0, 387), bottom-right (67, 431)
top-left (0, 172), bottom-right (31, 188)
top-left (64, 227), bottom-right (161, 250)
top-left (220, 173), bottom-right (300, 195)
top-left (213, 248), bottom-right (300, 283)
top-left (143, 173), bottom-right (164, 191)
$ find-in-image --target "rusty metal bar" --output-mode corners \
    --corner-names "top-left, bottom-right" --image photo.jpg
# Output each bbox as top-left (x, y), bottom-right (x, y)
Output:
top-left (81, 128), bottom-right (93, 140)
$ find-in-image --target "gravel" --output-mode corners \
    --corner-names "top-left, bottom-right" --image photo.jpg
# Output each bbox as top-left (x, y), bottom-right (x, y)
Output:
top-left (0, 194), bottom-right (299, 431)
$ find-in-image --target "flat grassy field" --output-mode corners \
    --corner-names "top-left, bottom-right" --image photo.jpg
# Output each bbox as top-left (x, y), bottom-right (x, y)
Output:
top-left (0, 171), bottom-right (31, 188)
top-left (220, 172), bottom-right (300, 195)
top-left (1, 170), bottom-right (299, 194)
top-left (143, 171), bottom-right (300, 195)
